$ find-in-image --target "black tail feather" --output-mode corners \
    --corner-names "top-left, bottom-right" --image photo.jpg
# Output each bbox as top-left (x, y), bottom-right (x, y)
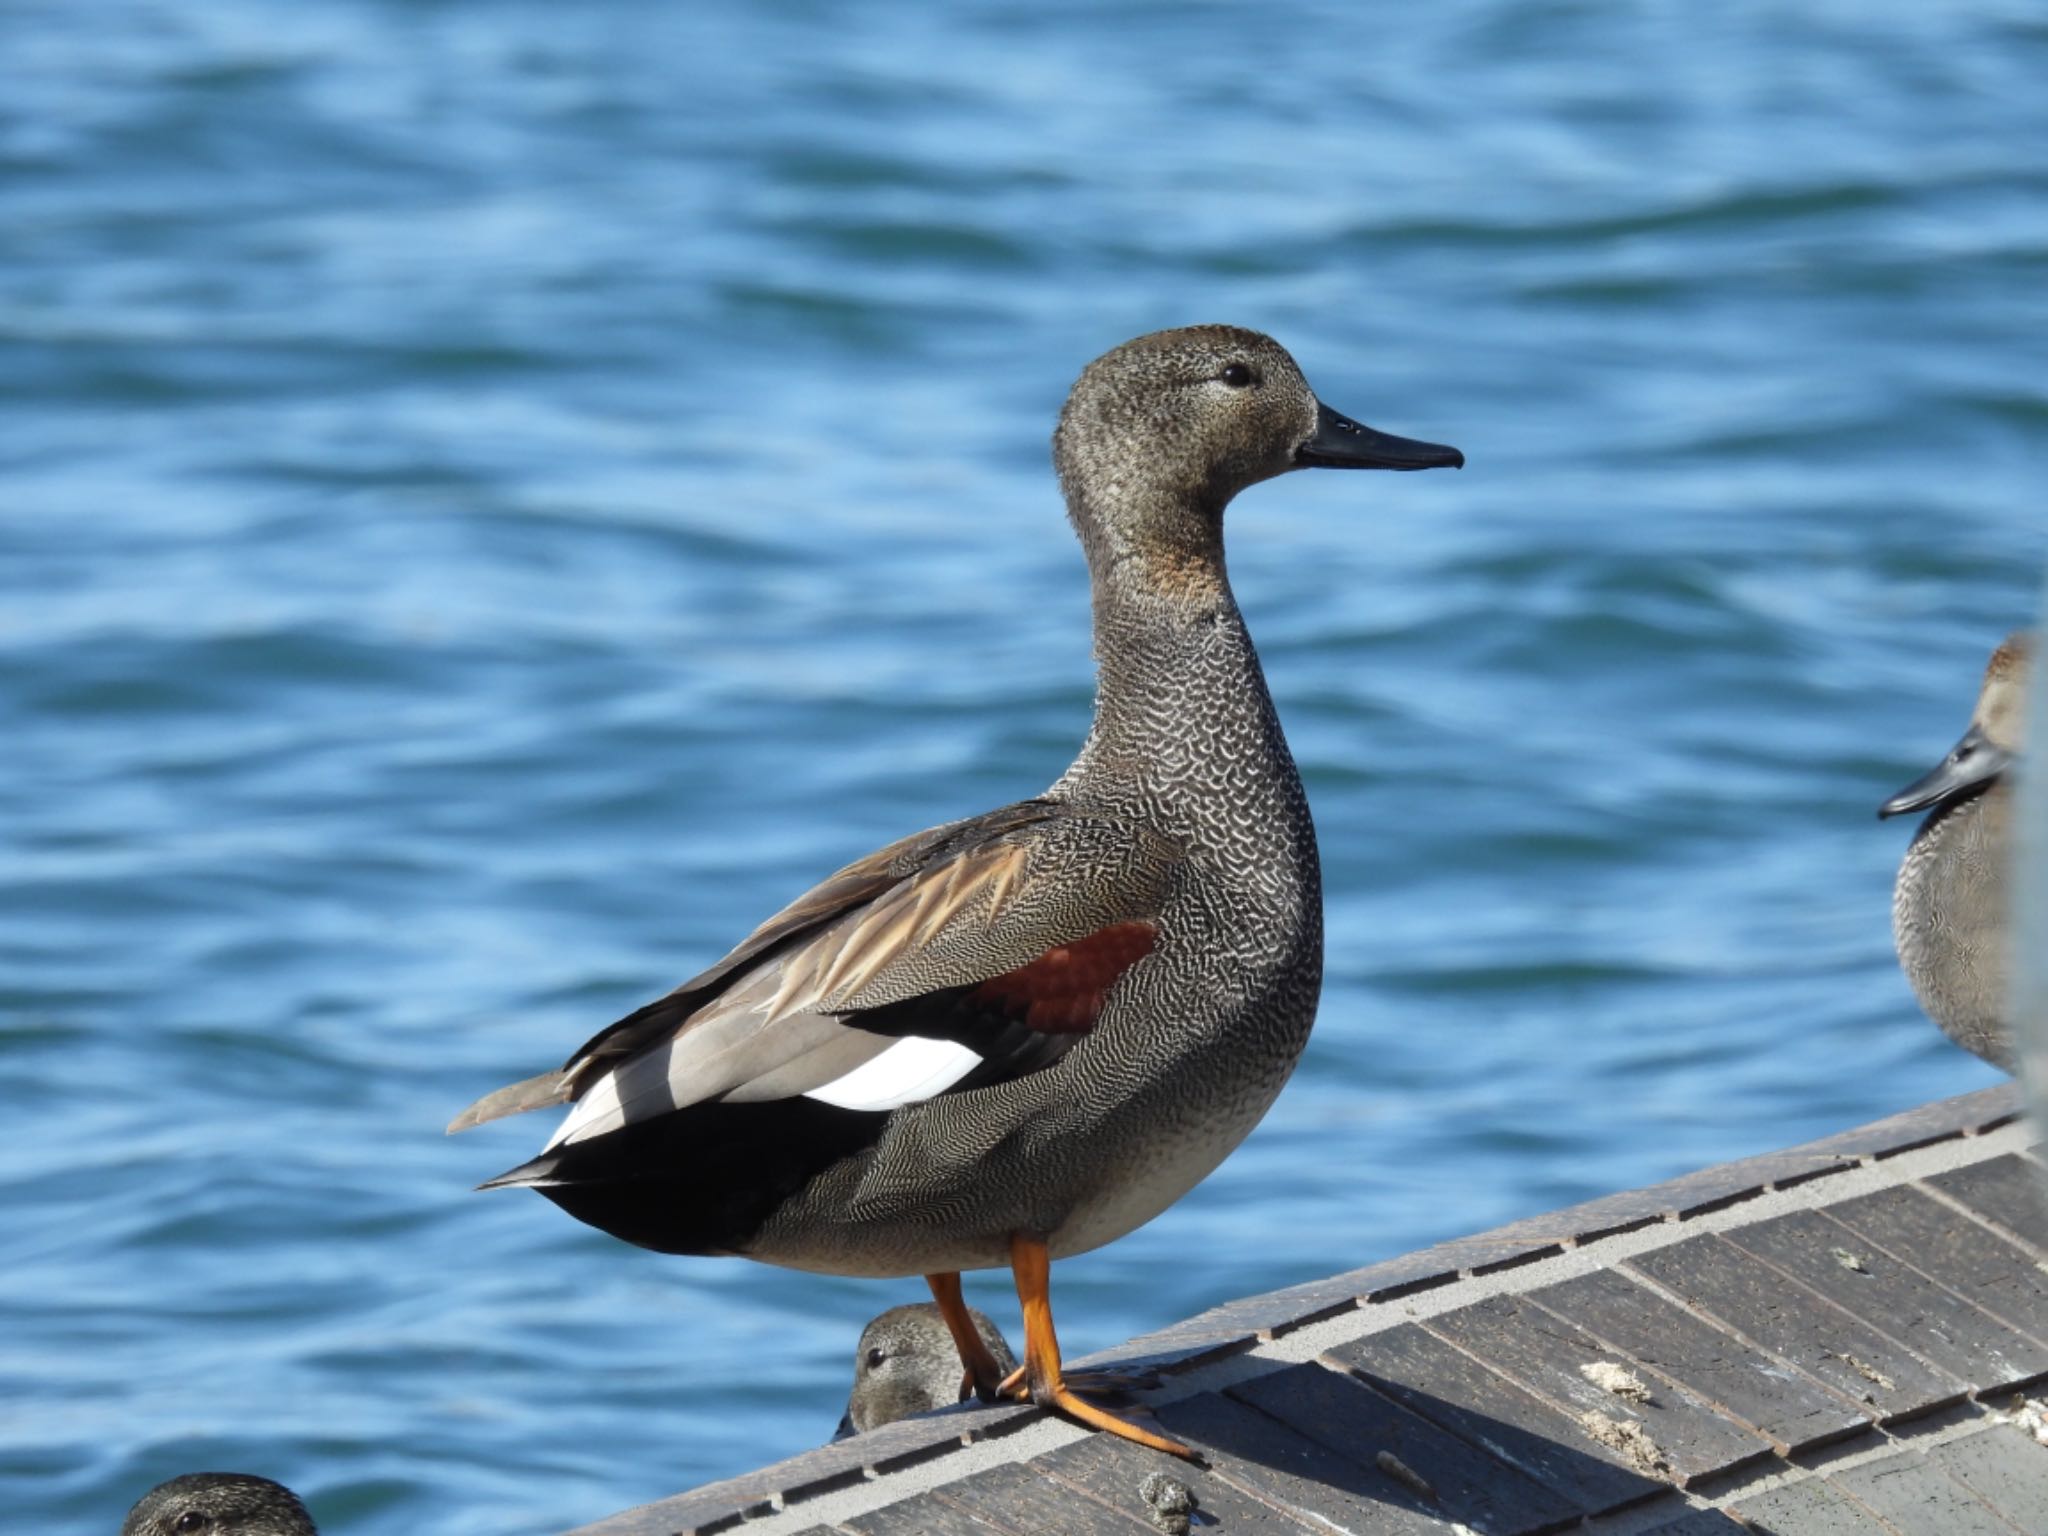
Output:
top-left (478, 1150), bottom-right (566, 1191)
top-left (482, 1097), bottom-right (888, 1256)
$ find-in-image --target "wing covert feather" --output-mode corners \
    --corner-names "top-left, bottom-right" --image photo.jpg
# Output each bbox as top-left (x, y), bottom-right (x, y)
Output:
top-left (450, 798), bottom-right (1178, 1137)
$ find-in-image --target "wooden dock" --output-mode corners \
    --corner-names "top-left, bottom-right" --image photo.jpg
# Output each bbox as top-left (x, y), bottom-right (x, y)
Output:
top-left (567, 1085), bottom-right (2048, 1535)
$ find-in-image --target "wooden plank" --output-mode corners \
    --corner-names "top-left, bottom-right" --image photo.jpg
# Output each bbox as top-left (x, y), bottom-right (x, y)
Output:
top-left (1227, 1360), bottom-right (1581, 1535)
top-left (1829, 1447), bottom-right (2027, 1536)
top-left (1150, 1388), bottom-right (1466, 1536)
top-left (561, 1398), bottom-right (1030, 1536)
top-left (1030, 1428), bottom-right (1323, 1534)
top-left (1162, 1249), bottom-right (1472, 1343)
top-left (1774, 1086), bottom-right (2019, 1163)
top-left (563, 1486), bottom-right (773, 1536)
top-left (1926, 1424), bottom-right (2048, 1529)
top-left (1626, 1234), bottom-right (1968, 1421)
top-left (934, 1461), bottom-right (1153, 1535)
top-left (1826, 1185), bottom-right (2048, 1348)
top-left (1067, 1327), bottom-right (1253, 1380)
top-left (1326, 1322), bottom-right (1669, 1516)
top-left (1718, 1208), bottom-right (2048, 1391)
top-left (1469, 1190), bottom-right (1672, 1249)
top-left (1460, 1148), bottom-right (1858, 1245)
top-left (1532, 1269), bottom-right (1869, 1453)
top-left (1634, 1510), bottom-right (1750, 1534)
top-left (1926, 1156), bottom-right (2048, 1247)
top-left (1415, 1231), bottom-right (1567, 1277)
top-left (1423, 1292), bottom-right (1771, 1482)
top-left (1167, 1282), bottom-right (1384, 1343)
top-left (1636, 1152), bottom-right (1854, 1217)
top-left (1730, 1477), bottom-right (1899, 1534)
top-left (837, 1489), bottom-right (1015, 1536)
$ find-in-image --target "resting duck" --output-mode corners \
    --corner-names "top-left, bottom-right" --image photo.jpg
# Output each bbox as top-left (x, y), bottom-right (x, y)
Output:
top-left (838, 1301), bottom-right (1018, 1436)
top-left (452, 325), bottom-right (1463, 1458)
top-left (1880, 632), bottom-right (2030, 1071)
top-left (121, 1474), bottom-right (316, 1536)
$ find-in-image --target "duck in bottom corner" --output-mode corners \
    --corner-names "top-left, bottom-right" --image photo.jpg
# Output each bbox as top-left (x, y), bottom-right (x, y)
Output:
top-left (122, 1474), bottom-right (315, 1536)
top-left (1880, 631), bottom-right (2030, 1071)
top-left (837, 1301), bottom-right (1018, 1438)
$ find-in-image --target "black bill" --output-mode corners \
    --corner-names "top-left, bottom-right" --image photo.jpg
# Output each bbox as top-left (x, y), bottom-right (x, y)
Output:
top-left (1295, 401), bottom-right (1464, 471)
top-left (1878, 722), bottom-right (2011, 819)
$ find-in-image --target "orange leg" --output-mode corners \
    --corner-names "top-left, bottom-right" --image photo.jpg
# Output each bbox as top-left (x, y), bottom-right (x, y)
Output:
top-left (925, 1272), bottom-right (1008, 1402)
top-left (1007, 1233), bottom-right (1199, 1461)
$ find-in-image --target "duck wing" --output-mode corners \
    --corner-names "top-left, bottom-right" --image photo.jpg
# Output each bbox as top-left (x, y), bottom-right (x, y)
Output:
top-left (449, 798), bottom-right (1179, 1146)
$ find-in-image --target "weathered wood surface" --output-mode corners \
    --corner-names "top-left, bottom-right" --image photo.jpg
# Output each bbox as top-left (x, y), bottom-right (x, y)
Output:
top-left (1828, 1183), bottom-right (2048, 1348)
top-left (1633, 1511), bottom-right (1748, 1535)
top-left (1730, 1475), bottom-right (1900, 1535)
top-left (1624, 1233), bottom-right (1971, 1420)
top-left (1326, 1321), bottom-right (1668, 1515)
top-left (1828, 1446), bottom-right (2023, 1536)
top-left (1718, 1206), bottom-right (2048, 1389)
top-left (1930, 1422), bottom-right (2048, 1520)
top-left (1419, 1292), bottom-right (1773, 1484)
top-left (1927, 1153), bottom-right (2048, 1243)
top-left (1226, 1359), bottom-right (1580, 1534)
top-left (567, 1084), bottom-right (2048, 1536)
top-left (1535, 1266), bottom-right (1873, 1454)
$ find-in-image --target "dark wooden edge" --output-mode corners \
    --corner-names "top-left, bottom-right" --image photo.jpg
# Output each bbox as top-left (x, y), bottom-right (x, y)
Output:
top-left (562, 1403), bottom-right (1034, 1536)
top-left (1773, 1084), bottom-right (2021, 1162)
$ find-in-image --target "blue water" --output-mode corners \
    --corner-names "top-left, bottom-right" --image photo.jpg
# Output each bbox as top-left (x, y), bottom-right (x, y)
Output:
top-left (5, 2), bottom-right (2046, 1530)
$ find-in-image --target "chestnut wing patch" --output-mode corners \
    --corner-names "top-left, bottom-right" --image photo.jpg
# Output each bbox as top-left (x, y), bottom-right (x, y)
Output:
top-left (840, 919), bottom-right (1159, 1097)
top-left (968, 920), bottom-right (1160, 1034)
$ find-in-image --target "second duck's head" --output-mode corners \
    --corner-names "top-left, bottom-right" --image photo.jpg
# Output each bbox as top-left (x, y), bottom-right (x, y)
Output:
top-left (1053, 325), bottom-right (1462, 581)
top-left (836, 1301), bottom-right (1017, 1437)
top-left (121, 1474), bottom-right (316, 1536)
top-left (1880, 632), bottom-right (2032, 823)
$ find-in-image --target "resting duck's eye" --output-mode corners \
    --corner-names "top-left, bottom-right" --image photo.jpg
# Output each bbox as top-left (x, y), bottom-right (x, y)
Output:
top-left (864, 1345), bottom-right (887, 1370)
top-left (1219, 363), bottom-right (1253, 388)
top-left (174, 1515), bottom-right (210, 1535)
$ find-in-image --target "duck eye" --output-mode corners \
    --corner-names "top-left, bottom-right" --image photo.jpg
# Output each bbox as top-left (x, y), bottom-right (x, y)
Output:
top-left (174, 1515), bottom-right (209, 1535)
top-left (1219, 363), bottom-right (1253, 388)
top-left (864, 1345), bottom-right (887, 1369)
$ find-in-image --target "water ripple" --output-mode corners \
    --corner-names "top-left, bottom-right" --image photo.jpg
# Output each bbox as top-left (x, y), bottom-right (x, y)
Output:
top-left (4, 2), bottom-right (2043, 1533)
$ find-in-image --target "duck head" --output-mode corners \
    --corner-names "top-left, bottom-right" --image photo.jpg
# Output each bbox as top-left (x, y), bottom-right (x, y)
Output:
top-left (121, 1474), bottom-right (316, 1536)
top-left (1052, 325), bottom-right (1462, 580)
top-left (836, 1301), bottom-right (1016, 1437)
top-left (1881, 632), bottom-right (2031, 820)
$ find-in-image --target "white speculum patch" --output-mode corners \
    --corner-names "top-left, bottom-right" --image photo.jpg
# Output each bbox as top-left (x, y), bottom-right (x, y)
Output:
top-left (542, 1017), bottom-right (982, 1149)
top-left (801, 1036), bottom-right (982, 1111)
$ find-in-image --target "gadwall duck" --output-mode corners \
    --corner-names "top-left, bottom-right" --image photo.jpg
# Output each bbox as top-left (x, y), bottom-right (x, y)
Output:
top-left (838, 1301), bottom-right (1018, 1436)
top-left (452, 325), bottom-right (1463, 1457)
top-left (121, 1474), bottom-right (316, 1536)
top-left (1879, 632), bottom-right (2030, 1070)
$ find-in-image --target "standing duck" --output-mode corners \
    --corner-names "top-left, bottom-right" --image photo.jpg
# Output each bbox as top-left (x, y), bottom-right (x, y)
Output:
top-left (451, 325), bottom-right (1463, 1458)
top-left (1879, 632), bottom-right (2030, 1070)
top-left (839, 1301), bottom-right (1018, 1437)
top-left (121, 1474), bottom-right (316, 1536)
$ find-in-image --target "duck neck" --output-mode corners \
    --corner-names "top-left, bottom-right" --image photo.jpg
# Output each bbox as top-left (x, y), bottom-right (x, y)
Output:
top-left (1054, 495), bottom-right (1310, 865)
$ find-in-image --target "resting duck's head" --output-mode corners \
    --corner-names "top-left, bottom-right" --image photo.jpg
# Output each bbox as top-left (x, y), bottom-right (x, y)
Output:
top-left (836, 1302), bottom-right (1017, 1438)
top-left (1881, 632), bottom-right (2032, 821)
top-left (121, 1475), bottom-right (316, 1536)
top-left (1052, 325), bottom-right (1462, 580)
top-left (1976, 633), bottom-right (2033, 755)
